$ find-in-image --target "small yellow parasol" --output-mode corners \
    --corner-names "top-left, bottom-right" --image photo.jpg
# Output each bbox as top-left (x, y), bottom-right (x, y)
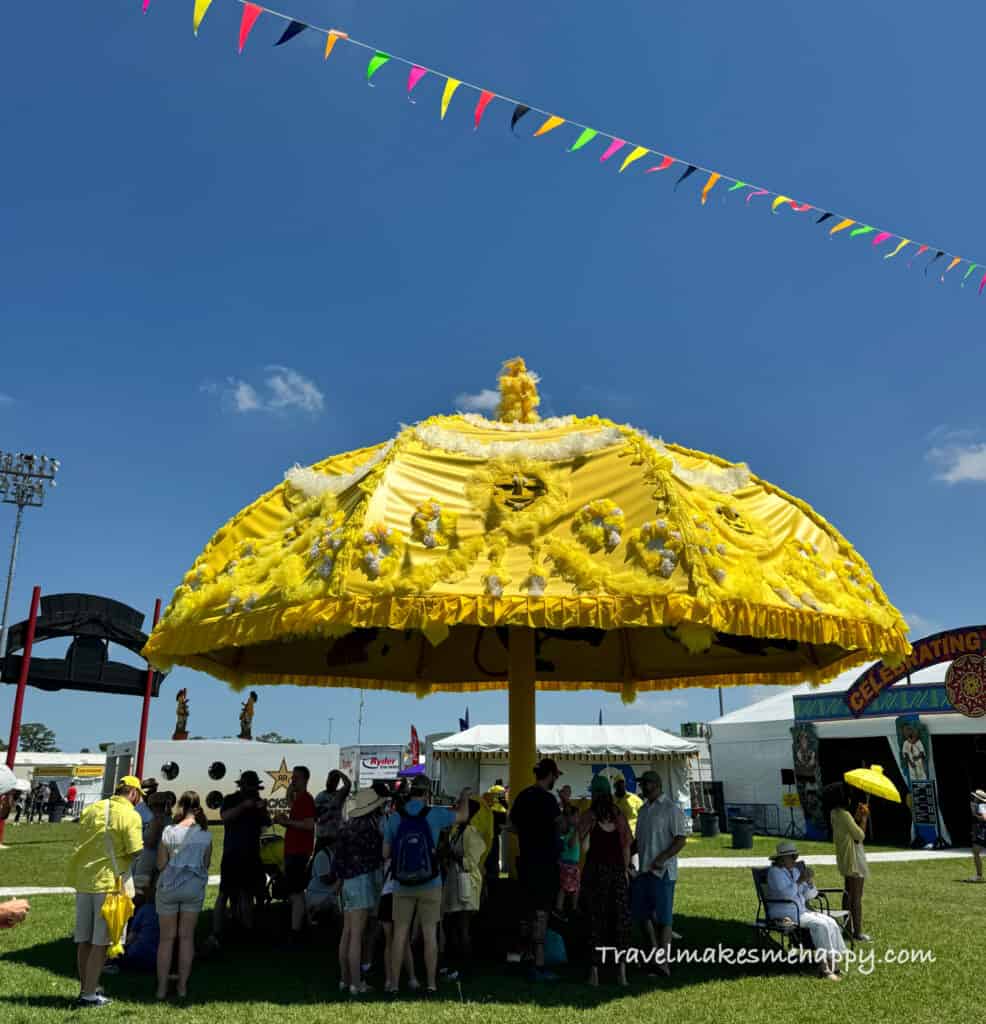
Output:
top-left (844, 764), bottom-right (901, 804)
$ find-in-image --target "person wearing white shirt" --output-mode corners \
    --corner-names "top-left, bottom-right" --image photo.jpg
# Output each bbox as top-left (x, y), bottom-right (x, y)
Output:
top-left (765, 840), bottom-right (846, 980)
top-left (631, 771), bottom-right (687, 975)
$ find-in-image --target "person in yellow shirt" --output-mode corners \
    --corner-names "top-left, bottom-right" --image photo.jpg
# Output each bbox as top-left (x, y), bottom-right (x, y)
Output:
top-left (613, 778), bottom-right (643, 833)
top-left (67, 776), bottom-right (145, 1008)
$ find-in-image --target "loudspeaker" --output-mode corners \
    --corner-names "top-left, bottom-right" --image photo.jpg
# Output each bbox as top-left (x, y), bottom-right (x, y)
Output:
top-left (780, 768), bottom-right (796, 786)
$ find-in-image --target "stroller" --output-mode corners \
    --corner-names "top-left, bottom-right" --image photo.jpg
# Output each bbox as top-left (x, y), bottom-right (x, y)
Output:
top-left (259, 831), bottom-right (290, 905)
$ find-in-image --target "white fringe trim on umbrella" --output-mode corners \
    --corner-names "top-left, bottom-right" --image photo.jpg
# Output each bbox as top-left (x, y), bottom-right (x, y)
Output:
top-left (284, 442), bottom-right (394, 498)
top-left (456, 413), bottom-right (577, 432)
top-left (643, 434), bottom-right (751, 494)
top-left (414, 424), bottom-right (625, 461)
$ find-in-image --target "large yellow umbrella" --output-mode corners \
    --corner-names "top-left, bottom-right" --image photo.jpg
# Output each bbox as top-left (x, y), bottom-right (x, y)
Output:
top-left (144, 358), bottom-right (910, 803)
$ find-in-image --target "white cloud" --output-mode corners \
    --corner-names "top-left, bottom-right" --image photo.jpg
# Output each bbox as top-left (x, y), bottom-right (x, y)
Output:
top-left (901, 611), bottom-right (940, 638)
top-left (454, 388), bottom-right (500, 413)
top-left (204, 368), bottom-right (324, 416)
top-left (927, 441), bottom-right (986, 484)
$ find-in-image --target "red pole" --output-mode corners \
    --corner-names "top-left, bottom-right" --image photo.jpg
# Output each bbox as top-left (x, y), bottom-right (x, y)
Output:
top-left (0, 585), bottom-right (41, 846)
top-left (135, 598), bottom-right (161, 780)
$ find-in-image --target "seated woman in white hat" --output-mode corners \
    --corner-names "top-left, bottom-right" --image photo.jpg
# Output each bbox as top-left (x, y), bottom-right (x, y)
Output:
top-left (766, 840), bottom-right (846, 981)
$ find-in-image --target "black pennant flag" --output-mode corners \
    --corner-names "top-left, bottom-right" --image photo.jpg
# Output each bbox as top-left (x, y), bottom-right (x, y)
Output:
top-left (674, 164), bottom-right (698, 190)
top-left (815, 211), bottom-right (834, 226)
top-left (275, 20), bottom-right (307, 46)
top-left (925, 250), bottom-right (944, 276)
top-left (510, 104), bottom-right (531, 133)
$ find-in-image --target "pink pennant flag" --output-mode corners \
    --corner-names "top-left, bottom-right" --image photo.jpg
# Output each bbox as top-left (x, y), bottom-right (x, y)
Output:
top-left (600, 139), bottom-right (626, 162)
top-left (745, 189), bottom-right (769, 204)
top-left (474, 90), bottom-right (495, 130)
top-left (407, 66), bottom-right (427, 101)
top-left (979, 271), bottom-right (986, 296)
top-left (646, 155), bottom-right (674, 173)
top-left (908, 243), bottom-right (930, 268)
top-left (872, 232), bottom-right (892, 247)
top-left (238, 3), bottom-right (263, 54)
top-left (143, 0), bottom-right (151, 12)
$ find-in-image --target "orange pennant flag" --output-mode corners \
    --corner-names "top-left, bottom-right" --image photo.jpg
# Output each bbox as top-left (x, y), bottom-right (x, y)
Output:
top-left (830, 218), bottom-right (855, 235)
top-left (534, 115), bottom-right (565, 136)
top-left (619, 146), bottom-right (649, 173)
top-left (701, 172), bottom-right (721, 205)
top-left (324, 30), bottom-right (347, 61)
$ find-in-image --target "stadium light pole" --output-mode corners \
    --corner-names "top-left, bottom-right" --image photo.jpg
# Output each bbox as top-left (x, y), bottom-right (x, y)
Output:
top-left (0, 452), bottom-right (59, 659)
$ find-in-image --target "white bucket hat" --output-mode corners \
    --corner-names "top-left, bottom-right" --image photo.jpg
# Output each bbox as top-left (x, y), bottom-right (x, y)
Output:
top-left (770, 840), bottom-right (799, 861)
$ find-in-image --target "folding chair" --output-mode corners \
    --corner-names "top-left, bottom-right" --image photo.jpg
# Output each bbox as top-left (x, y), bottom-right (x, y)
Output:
top-left (751, 868), bottom-right (854, 956)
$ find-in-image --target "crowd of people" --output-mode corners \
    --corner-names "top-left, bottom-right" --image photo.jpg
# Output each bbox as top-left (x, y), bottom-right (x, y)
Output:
top-left (6, 777), bottom-right (82, 824)
top-left (1, 758), bottom-right (985, 1005)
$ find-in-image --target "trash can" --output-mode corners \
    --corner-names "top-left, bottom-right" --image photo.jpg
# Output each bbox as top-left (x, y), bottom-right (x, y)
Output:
top-left (698, 811), bottom-right (720, 838)
top-left (730, 815), bottom-right (754, 849)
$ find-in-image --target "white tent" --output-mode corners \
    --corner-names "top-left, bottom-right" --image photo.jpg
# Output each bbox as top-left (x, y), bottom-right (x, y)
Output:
top-left (434, 724), bottom-right (698, 813)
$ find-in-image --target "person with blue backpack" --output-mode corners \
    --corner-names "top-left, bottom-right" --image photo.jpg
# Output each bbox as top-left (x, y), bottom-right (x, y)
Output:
top-left (382, 776), bottom-right (459, 996)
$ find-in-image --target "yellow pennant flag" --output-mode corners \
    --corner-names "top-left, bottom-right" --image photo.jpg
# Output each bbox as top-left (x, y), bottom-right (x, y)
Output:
top-left (534, 115), bottom-right (565, 136)
top-left (884, 238), bottom-right (910, 260)
top-left (771, 195), bottom-right (791, 213)
top-left (830, 218), bottom-right (855, 235)
top-left (619, 146), bottom-right (649, 173)
top-left (193, 0), bottom-right (213, 36)
top-left (441, 78), bottom-right (462, 120)
top-left (701, 172), bottom-right (721, 204)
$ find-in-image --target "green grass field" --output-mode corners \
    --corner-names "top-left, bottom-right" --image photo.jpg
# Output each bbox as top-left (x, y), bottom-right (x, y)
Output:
top-left (0, 823), bottom-right (979, 1023)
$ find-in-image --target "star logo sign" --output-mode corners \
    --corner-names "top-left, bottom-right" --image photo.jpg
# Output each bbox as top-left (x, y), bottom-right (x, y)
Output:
top-left (266, 758), bottom-right (293, 796)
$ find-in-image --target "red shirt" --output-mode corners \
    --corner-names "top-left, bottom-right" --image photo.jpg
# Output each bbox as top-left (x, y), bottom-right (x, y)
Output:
top-left (66, 787), bottom-right (78, 803)
top-left (284, 792), bottom-right (316, 857)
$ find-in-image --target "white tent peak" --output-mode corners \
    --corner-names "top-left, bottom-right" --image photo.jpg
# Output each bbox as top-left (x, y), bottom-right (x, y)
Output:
top-left (434, 723), bottom-right (698, 757)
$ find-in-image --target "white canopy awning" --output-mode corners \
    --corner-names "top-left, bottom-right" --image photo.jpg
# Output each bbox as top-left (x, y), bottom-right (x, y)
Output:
top-left (433, 724), bottom-right (698, 759)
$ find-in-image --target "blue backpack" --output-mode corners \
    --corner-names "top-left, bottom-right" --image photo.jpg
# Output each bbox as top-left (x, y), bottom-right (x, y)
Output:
top-left (392, 805), bottom-right (438, 886)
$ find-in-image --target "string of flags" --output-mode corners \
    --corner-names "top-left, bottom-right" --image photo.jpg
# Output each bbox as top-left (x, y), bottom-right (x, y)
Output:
top-left (159, 0), bottom-right (984, 294)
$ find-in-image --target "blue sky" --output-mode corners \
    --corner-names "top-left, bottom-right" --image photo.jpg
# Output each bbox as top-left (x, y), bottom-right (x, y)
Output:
top-left (1, 1), bottom-right (983, 752)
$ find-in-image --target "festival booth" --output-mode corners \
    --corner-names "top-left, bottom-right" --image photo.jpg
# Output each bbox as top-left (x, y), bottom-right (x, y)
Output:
top-left (710, 627), bottom-right (986, 846)
top-left (142, 358), bottom-right (910, 872)
top-left (434, 724), bottom-right (697, 810)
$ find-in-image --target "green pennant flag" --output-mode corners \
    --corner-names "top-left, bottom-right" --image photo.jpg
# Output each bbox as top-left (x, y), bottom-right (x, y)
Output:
top-left (962, 263), bottom-right (979, 286)
top-left (728, 181), bottom-right (747, 191)
top-left (367, 52), bottom-right (391, 83)
top-left (850, 225), bottom-right (875, 238)
top-left (569, 128), bottom-right (598, 152)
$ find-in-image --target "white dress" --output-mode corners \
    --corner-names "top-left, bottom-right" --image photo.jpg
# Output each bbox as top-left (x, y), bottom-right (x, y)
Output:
top-left (766, 865), bottom-right (847, 955)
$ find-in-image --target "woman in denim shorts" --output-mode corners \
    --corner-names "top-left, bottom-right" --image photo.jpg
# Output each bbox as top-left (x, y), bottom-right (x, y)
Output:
top-left (155, 792), bottom-right (213, 1001)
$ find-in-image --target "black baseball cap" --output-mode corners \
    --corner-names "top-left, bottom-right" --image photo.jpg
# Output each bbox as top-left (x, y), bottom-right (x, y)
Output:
top-left (236, 770), bottom-right (264, 790)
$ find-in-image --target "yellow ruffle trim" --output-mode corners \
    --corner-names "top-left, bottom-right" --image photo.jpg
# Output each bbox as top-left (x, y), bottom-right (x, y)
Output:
top-left (143, 592), bottom-right (908, 686)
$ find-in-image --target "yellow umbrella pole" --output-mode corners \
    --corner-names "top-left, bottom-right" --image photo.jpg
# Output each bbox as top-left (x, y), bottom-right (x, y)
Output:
top-left (507, 627), bottom-right (537, 878)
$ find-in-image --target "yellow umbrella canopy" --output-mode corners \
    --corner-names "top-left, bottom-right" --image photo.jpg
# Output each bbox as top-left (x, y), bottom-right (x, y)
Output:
top-left (144, 358), bottom-right (909, 795)
top-left (844, 764), bottom-right (902, 803)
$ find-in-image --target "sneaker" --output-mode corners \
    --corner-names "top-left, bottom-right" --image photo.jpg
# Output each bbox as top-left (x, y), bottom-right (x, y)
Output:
top-left (407, 979), bottom-right (421, 991)
top-left (349, 982), bottom-right (373, 996)
top-left (77, 994), bottom-right (112, 1008)
top-left (854, 933), bottom-right (873, 942)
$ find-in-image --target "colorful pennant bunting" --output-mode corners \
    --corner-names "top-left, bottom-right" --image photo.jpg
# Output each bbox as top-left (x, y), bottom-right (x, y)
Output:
top-left (441, 78), bottom-right (461, 120)
top-left (193, 0), bottom-right (213, 36)
top-left (646, 155), bottom-right (674, 173)
top-left (275, 20), bottom-right (306, 46)
top-left (534, 115), bottom-right (565, 137)
top-left (701, 172), bottom-right (721, 205)
top-left (367, 52), bottom-right (391, 84)
top-left (474, 90), bottom-right (495, 129)
top-left (407, 66), bottom-right (427, 100)
top-left (238, 3), bottom-right (262, 53)
top-left (619, 146), bottom-right (649, 173)
top-left (674, 164), bottom-right (697, 190)
top-left (510, 104), bottom-right (531, 133)
top-left (167, 0), bottom-right (986, 302)
top-left (599, 139), bottom-right (626, 162)
top-left (569, 128), bottom-right (598, 152)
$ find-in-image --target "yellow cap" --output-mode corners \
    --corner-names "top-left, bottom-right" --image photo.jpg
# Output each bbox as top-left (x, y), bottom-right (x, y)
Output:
top-left (120, 775), bottom-right (145, 795)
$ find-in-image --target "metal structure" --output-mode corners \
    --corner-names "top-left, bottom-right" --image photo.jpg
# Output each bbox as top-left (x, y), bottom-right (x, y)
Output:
top-left (0, 452), bottom-right (59, 658)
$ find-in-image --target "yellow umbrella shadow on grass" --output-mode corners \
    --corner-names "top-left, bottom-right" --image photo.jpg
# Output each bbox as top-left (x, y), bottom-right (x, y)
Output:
top-left (143, 357), bottom-right (910, 868)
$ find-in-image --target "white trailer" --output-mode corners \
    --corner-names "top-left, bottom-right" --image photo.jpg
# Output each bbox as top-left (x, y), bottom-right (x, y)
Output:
top-left (339, 744), bottom-right (405, 790)
top-left (102, 739), bottom-right (340, 820)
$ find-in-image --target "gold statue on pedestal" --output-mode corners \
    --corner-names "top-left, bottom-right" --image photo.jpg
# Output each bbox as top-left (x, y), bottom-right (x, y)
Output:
top-left (239, 691), bottom-right (258, 740)
top-left (172, 688), bottom-right (189, 741)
